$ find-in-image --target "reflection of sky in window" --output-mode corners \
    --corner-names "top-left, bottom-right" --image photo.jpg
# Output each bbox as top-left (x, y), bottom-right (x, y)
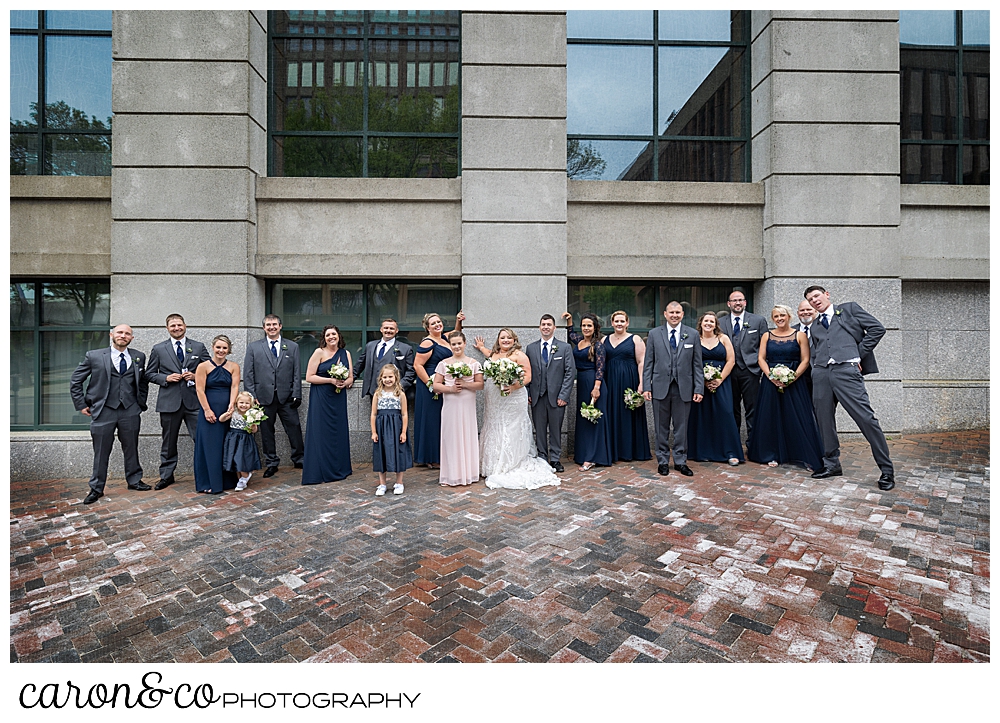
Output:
top-left (899, 10), bottom-right (955, 45)
top-left (45, 37), bottom-right (112, 124)
top-left (567, 45), bottom-right (652, 135)
top-left (567, 10), bottom-right (652, 39)
top-left (659, 46), bottom-right (728, 134)
top-left (10, 36), bottom-right (38, 125)
top-left (963, 11), bottom-right (989, 45)
top-left (574, 140), bottom-right (649, 180)
top-left (659, 11), bottom-right (731, 41)
top-left (45, 10), bottom-right (112, 31)
top-left (10, 10), bottom-right (38, 28)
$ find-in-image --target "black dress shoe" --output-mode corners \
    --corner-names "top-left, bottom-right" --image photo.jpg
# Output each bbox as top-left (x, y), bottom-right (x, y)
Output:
top-left (657, 464), bottom-right (671, 476)
top-left (83, 490), bottom-right (103, 505)
top-left (127, 481), bottom-right (152, 491)
top-left (293, 462), bottom-right (303, 469)
top-left (552, 461), bottom-right (565, 473)
top-left (811, 466), bottom-right (843, 479)
top-left (675, 464), bottom-right (694, 477)
top-left (262, 466), bottom-right (278, 478)
top-left (877, 473), bottom-right (895, 491)
top-left (154, 476), bottom-right (175, 491)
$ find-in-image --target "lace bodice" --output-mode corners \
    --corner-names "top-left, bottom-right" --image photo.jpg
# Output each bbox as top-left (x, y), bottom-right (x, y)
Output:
top-left (377, 390), bottom-right (402, 409)
top-left (568, 326), bottom-right (605, 380)
top-left (229, 410), bottom-right (250, 431)
top-left (480, 383), bottom-right (559, 490)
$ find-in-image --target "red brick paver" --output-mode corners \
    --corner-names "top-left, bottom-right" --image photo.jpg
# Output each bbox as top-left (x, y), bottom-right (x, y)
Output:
top-left (10, 431), bottom-right (989, 663)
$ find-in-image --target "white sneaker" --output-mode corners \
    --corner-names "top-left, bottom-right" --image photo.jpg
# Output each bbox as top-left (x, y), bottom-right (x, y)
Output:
top-left (393, 483), bottom-right (404, 495)
top-left (236, 477), bottom-right (248, 491)
top-left (375, 484), bottom-right (387, 496)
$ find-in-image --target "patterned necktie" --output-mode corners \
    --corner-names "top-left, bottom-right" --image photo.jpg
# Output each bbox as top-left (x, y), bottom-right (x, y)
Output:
top-left (821, 314), bottom-right (829, 330)
top-left (176, 340), bottom-right (184, 365)
top-left (733, 318), bottom-right (741, 337)
top-left (119, 352), bottom-right (127, 374)
top-left (271, 340), bottom-right (278, 358)
top-left (542, 341), bottom-right (549, 365)
top-left (377, 342), bottom-right (386, 360)
top-left (670, 329), bottom-right (677, 351)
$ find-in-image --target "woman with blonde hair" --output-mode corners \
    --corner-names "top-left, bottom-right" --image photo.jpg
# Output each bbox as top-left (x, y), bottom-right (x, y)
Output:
top-left (193, 334), bottom-right (241, 494)
top-left (412, 309), bottom-right (464, 467)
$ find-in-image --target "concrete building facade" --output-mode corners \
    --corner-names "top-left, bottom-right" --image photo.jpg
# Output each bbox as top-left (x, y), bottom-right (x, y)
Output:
top-left (10, 10), bottom-right (989, 480)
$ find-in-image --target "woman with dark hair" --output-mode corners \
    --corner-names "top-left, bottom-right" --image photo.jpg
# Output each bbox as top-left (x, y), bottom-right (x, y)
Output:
top-left (302, 325), bottom-right (353, 485)
top-left (563, 312), bottom-right (612, 471)
top-left (601, 310), bottom-right (651, 463)
top-left (413, 310), bottom-right (464, 468)
top-left (193, 335), bottom-right (240, 494)
top-left (687, 311), bottom-right (744, 466)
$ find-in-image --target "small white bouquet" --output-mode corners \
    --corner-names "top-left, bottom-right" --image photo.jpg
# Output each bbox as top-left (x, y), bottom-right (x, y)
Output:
top-left (768, 364), bottom-right (796, 392)
top-left (580, 400), bottom-right (603, 423)
top-left (426, 379), bottom-right (439, 400)
top-left (624, 388), bottom-right (645, 410)
top-left (703, 364), bottom-right (723, 392)
top-left (482, 357), bottom-right (525, 397)
top-left (243, 404), bottom-right (268, 426)
top-left (327, 362), bottom-right (350, 393)
top-left (445, 362), bottom-right (474, 379)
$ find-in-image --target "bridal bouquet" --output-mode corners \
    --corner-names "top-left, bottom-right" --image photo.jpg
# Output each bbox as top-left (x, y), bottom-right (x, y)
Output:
top-left (445, 362), bottom-right (474, 379)
top-left (703, 364), bottom-right (722, 392)
top-left (425, 379), bottom-right (439, 400)
top-left (768, 364), bottom-right (796, 392)
top-left (482, 357), bottom-right (524, 397)
top-left (624, 388), bottom-right (645, 410)
top-left (580, 400), bottom-right (603, 423)
top-left (243, 404), bottom-right (268, 426)
top-left (327, 362), bottom-right (350, 393)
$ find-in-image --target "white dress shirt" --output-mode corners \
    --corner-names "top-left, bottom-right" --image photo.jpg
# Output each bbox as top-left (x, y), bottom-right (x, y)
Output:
top-left (111, 346), bottom-right (133, 371)
top-left (376, 338), bottom-right (396, 359)
top-left (268, 336), bottom-right (282, 357)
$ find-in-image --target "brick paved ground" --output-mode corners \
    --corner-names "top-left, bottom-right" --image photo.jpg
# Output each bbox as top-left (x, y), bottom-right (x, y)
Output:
top-left (10, 431), bottom-right (989, 663)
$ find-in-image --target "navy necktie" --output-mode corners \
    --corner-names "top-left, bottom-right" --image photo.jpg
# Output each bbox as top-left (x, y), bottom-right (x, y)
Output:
top-left (733, 318), bottom-right (741, 337)
top-left (377, 342), bottom-right (386, 360)
top-left (542, 341), bottom-right (549, 365)
top-left (821, 315), bottom-right (829, 330)
top-left (119, 352), bottom-right (127, 374)
top-left (271, 340), bottom-right (278, 358)
top-left (670, 329), bottom-right (677, 351)
top-left (176, 340), bottom-right (184, 365)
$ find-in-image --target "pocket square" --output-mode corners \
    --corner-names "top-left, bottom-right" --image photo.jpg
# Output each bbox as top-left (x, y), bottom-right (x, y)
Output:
top-left (747, 329), bottom-right (758, 334)
top-left (683, 343), bottom-right (694, 349)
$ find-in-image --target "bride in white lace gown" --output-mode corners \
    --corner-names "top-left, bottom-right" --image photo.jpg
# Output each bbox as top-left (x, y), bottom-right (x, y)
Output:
top-left (474, 329), bottom-right (561, 490)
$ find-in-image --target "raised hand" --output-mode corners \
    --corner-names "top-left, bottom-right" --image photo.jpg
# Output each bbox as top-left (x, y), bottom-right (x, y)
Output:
top-left (561, 312), bottom-right (572, 323)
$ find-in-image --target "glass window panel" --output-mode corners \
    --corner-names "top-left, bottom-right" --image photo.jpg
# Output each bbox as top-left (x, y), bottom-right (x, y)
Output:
top-left (10, 10), bottom-right (38, 28)
top-left (567, 284), bottom-right (657, 331)
top-left (657, 285), bottom-right (749, 328)
top-left (655, 140), bottom-right (745, 182)
top-left (287, 62), bottom-right (299, 87)
top-left (899, 10), bottom-right (956, 46)
top-left (41, 282), bottom-right (110, 326)
top-left (45, 133), bottom-right (112, 176)
top-left (901, 143), bottom-right (958, 184)
top-left (567, 45), bottom-right (653, 135)
top-left (367, 137), bottom-right (458, 178)
top-left (367, 283), bottom-right (461, 327)
top-left (962, 50), bottom-right (989, 140)
top-left (10, 36), bottom-right (38, 129)
top-left (301, 61), bottom-right (312, 87)
top-left (41, 330), bottom-right (109, 426)
top-left (963, 144), bottom-right (989, 185)
top-left (566, 11), bottom-right (652, 40)
top-left (10, 283), bottom-right (36, 327)
top-left (963, 10), bottom-right (990, 45)
top-left (567, 139), bottom-right (650, 180)
top-left (316, 61), bottom-right (325, 87)
top-left (10, 132), bottom-right (39, 175)
top-left (272, 135), bottom-right (363, 177)
top-left (271, 283), bottom-right (364, 328)
top-left (11, 331), bottom-right (35, 426)
top-left (45, 36), bottom-right (112, 130)
top-left (659, 46), bottom-right (744, 137)
top-left (45, 10), bottom-right (112, 31)
top-left (899, 49), bottom-right (959, 140)
top-left (658, 11), bottom-right (733, 42)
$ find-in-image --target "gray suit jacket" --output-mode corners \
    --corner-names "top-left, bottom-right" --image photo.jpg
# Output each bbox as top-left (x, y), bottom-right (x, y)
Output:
top-left (70, 347), bottom-right (149, 420)
top-left (525, 337), bottom-right (576, 408)
top-left (146, 338), bottom-right (210, 413)
top-left (642, 324), bottom-right (704, 401)
top-left (808, 301), bottom-right (882, 375)
top-left (355, 339), bottom-right (415, 398)
top-left (243, 337), bottom-right (302, 405)
top-left (718, 311), bottom-right (768, 374)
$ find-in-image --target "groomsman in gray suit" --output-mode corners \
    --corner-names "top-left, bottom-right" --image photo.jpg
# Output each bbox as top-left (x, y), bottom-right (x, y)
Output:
top-left (70, 324), bottom-right (151, 504)
top-left (794, 300), bottom-right (816, 397)
top-left (804, 285), bottom-right (895, 490)
top-left (243, 314), bottom-right (304, 477)
top-left (355, 317), bottom-right (416, 402)
top-left (525, 314), bottom-right (576, 472)
top-left (145, 313), bottom-right (210, 489)
top-left (642, 301), bottom-right (704, 476)
top-left (717, 289), bottom-right (769, 441)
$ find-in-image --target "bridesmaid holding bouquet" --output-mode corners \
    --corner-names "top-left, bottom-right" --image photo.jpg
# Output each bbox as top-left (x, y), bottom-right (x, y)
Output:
top-left (433, 331), bottom-right (484, 487)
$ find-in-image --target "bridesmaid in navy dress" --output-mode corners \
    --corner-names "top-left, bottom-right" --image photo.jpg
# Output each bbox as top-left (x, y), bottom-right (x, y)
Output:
top-left (747, 305), bottom-right (823, 471)
top-left (601, 310), bottom-right (651, 462)
top-left (412, 311), bottom-right (463, 467)
top-left (563, 312), bottom-right (613, 470)
top-left (302, 325), bottom-right (353, 484)
top-left (687, 311), bottom-right (744, 466)
top-left (194, 335), bottom-right (240, 494)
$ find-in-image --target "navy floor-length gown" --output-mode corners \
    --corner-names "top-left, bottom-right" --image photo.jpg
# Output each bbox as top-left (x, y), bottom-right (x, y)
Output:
top-left (302, 350), bottom-right (353, 484)
top-left (194, 361), bottom-right (238, 493)
top-left (603, 335), bottom-right (651, 462)
top-left (570, 330), bottom-right (613, 466)
top-left (688, 341), bottom-right (745, 462)
top-left (746, 334), bottom-right (823, 470)
top-left (413, 340), bottom-right (452, 465)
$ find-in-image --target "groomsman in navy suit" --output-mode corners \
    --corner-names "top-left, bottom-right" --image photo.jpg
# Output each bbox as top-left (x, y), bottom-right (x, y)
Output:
top-left (804, 285), bottom-right (895, 490)
top-left (145, 313), bottom-right (210, 489)
top-left (718, 290), bottom-right (769, 441)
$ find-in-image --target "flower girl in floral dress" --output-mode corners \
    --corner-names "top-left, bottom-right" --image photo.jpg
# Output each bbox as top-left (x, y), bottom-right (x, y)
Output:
top-left (370, 364), bottom-right (413, 496)
top-left (222, 391), bottom-right (263, 490)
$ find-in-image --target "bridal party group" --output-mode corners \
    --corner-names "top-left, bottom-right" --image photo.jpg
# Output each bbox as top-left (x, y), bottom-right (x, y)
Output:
top-left (69, 285), bottom-right (897, 506)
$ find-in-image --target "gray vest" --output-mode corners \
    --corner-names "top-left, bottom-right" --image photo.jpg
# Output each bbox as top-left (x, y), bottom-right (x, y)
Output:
top-left (107, 359), bottom-right (138, 410)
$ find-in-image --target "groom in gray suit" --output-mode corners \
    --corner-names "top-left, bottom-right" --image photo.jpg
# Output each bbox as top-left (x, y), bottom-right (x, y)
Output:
top-left (70, 324), bottom-right (151, 504)
top-left (145, 313), bottom-right (210, 489)
top-left (805, 285), bottom-right (895, 490)
top-left (355, 318), bottom-right (416, 401)
top-left (525, 314), bottom-right (576, 472)
top-left (642, 301), bottom-right (704, 476)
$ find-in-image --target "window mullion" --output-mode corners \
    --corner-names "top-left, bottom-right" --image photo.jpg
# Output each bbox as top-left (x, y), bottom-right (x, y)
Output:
top-left (362, 11), bottom-right (370, 178)
top-left (955, 11), bottom-right (964, 183)
top-left (652, 11), bottom-right (659, 181)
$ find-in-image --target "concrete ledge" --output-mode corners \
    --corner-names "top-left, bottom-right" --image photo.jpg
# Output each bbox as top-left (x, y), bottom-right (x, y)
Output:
top-left (256, 176), bottom-right (461, 202)
top-left (901, 258), bottom-right (989, 280)
top-left (901, 185), bottom-right (990, 207)
top-left (10, 176), bottom-right (111, 199)
top-left (568, 180), bottom-right (764, 205)
top-left (903, 380), bottom-right (990, 388)
top-left (567, 254), bottom-right (765, 280)
top-left (10, 253), bottom-right (111, 277)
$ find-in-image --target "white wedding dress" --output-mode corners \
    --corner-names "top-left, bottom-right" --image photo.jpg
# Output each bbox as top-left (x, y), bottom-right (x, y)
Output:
top-left (480, 381), bottom-right (560, 490)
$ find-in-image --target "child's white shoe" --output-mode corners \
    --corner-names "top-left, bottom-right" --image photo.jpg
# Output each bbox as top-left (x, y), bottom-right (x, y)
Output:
top-left (375, 484), bottom-right (387, 496)
top-left (236, 477), bottom-right (248, 491)
top-left (393, 483), bottom-right (404, 495)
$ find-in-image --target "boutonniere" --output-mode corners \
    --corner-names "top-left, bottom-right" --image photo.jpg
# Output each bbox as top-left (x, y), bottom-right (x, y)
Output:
top-left (282, 344), bottom-right (288, 350)
top-left (834, 309), bottom-right (842, 316)
top-left (550, 343), bottom-right (558, 353)
top-left (681, 333), bottom-right (689, 340)
top-left (186, 347), bottom-right (193, 354)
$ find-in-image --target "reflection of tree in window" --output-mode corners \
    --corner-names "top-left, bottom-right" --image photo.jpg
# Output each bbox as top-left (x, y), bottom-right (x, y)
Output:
top-left (567, 139), bottom-right (607, 180)
top-left (10, 101), bottom-right (111, 175)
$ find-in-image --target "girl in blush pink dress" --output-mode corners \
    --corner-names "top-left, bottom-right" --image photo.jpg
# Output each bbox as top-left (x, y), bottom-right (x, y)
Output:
top-left (433, 332), bottom-right (484, 487)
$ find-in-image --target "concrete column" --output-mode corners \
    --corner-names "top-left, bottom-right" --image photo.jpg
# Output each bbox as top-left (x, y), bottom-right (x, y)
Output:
top-left (752, 10), bottom-right (903, 434)
top-left (110, 10), bottom-right (267, 474)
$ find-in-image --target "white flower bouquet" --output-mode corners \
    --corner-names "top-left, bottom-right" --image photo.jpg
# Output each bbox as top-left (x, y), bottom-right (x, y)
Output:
top-left (445, 362), bottom-right (474, 379)
top-left (768, 364), bottom-right (796, 392)
top-left (624, 388), bottom-right (645, 410)
top-left (425, 379), bottom-right (439, 400)
top-left (482, 357), bottom-right (525, 397)
top-left (580, 400), bottom-right (603, 423)
top-left (703, 364), bottom-right (723, 392)
top-left (243, 404), bottom-right (268, 426)
top-left (327, 362), bottom-right (350, 393)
